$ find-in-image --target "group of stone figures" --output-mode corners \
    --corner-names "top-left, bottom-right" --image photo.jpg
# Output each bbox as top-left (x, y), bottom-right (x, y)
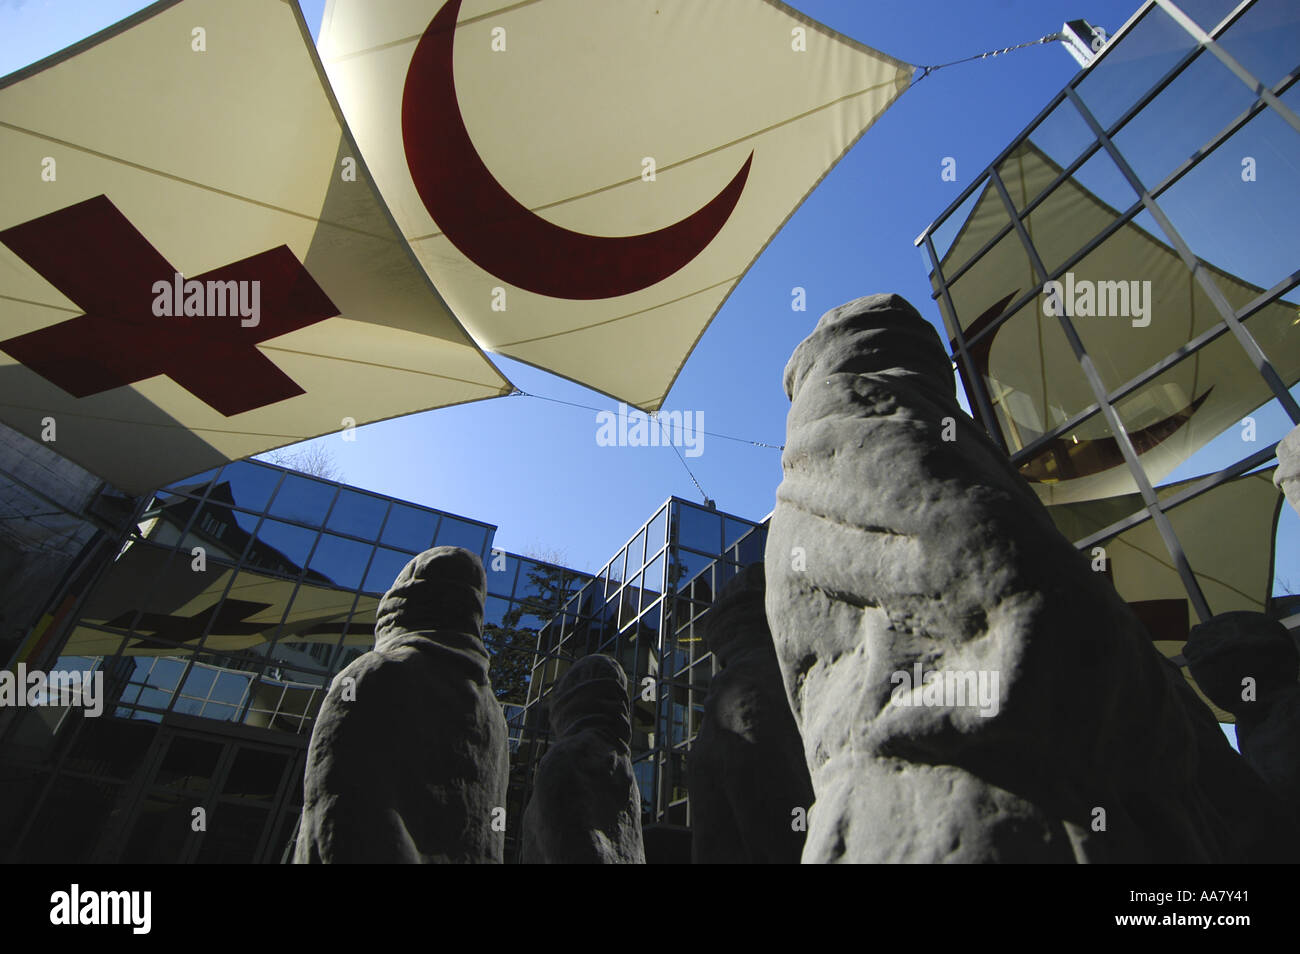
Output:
top-left (294, 294), bottom-right (1299, 863)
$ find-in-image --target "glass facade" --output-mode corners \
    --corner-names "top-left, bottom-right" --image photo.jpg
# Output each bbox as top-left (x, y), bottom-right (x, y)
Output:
top-left (918, 0), bottom-right (1297, 638)
top-left (0, 459), bottom-right (591, 863)
top-left (509, 498), bottom-right (767, 862)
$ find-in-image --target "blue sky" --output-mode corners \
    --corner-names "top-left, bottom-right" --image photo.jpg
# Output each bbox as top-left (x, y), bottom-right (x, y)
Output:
top-left (1, 0), bottom-right (1293, 622)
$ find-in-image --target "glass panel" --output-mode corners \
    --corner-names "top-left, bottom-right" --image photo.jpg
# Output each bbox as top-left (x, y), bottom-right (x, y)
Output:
top-left (363, 547), bottom-right (412, 595)
top-left (164, 467), bottom-right (218, 497)
top-left (1017, 408), bottom-right (1141, 501)
top-left (1174, 0), bottom-right (1243, 32)
top-left (1155, 102), bottom-right (1300, 291)
top-left (211, 461), bottom-right (280, 513)
top-left (484, 595), bottom-right (511, 629)
top-left (1114, 49), bottom-right (1257, 190)
top-left (963, 297), bottom-right (1096, 455)
top-left (642, 552), bottom-right (666, 600)
top-left (1215, 0), bottom-right (1300, 91)
top-left (267, 473), bottom-right (337, 526)
top-left (434, 516), bottom-right (490, 558)
top-left (947, 228), bottom-right (1039, 337)
top-left (733, 527), bottom-right (766, 567)
top-left (1064, 220), bottom-right (1221, 393)
top-left (646, 505), bottom-right (669, 554)
top-left (62, 717), bottom-right (156, 779)
top-left (929, 180), bottom-right (983, 264)
top-left (620, 575), bottom-right (642, 631)
top-left (1116, 334), bottom-right (1277, 490)
top-left (120, 793), bottom-right (192, 863)
top-left (184, 501), bottom-right (260, 558)
top-left (222, 747), bottom-right (289, 803)
top-left (1164, 470), bottom-right (1282, 618)
top-left (306, 533), bottom-right (373, 590)
top-left (1162, 385), bottom-right (1299, 484)
top-left (380, 503), bottom-right (441, 552)
top-left (245, 519), bottom-right (316, 576)
top-left (153, 735), bottom-right (223, 795)
top-left (210, 670), bottom-right (251, 706)
top-left (486, 554), bottom-right (520, 598)
top-left (178, 663), bottom-right (217, 700)
top-left (676, 503), bottom-right (721, 554)
top-left (1076, 4), bottom-right (1200, 133)
top-left (1243, 286), bottom-right (1300, 380)
top-left (670, 547), bottom-right (714, 590)
top-left (325, 489), bottom-right (388, 540)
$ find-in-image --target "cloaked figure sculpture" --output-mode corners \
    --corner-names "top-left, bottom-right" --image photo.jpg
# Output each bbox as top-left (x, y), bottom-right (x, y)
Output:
top-left (295, 546), bottom-right (508, 863)
top-left (1185, 612), bottom-right (1300, 814)
top-left (689, 562), bottom-right (813, 863)
top-left (764, 293), bottom-right (1299, 862)
top-left (522, 654), bottom-right (645, 864)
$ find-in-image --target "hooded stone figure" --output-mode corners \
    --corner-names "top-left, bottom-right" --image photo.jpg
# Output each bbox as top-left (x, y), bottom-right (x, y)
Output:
top-left (294, 546), bottom-right (508, 863)
top-left (688, 562), bottom-right (813, 863)
top-left (1185, 611), bottom-right (1300, 814)
top-left (521, 654), bottom-right (645, 864)
top-left (763, 292), bottom-right (1299, 863)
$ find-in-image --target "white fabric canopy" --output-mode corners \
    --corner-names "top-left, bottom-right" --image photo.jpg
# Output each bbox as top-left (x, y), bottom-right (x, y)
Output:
top-left (0, 0), bottom-right (512, 495)
top-left (320, 0), bottom-right (913, 410)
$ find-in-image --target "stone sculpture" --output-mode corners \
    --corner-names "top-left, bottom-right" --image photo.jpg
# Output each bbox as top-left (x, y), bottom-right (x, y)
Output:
top-left (1185, 611), bottom-right (1300, 813)
top-left (763, 292), bottom-right (1300, 862)
top-left (1275, 425), bottom-right (1300, 516)
top-left (689, 562), bottom-right (813, 863)
top-left (294, 546), bottom-right (508, 863)
top-left (522, 654), bottom-right (645, 864)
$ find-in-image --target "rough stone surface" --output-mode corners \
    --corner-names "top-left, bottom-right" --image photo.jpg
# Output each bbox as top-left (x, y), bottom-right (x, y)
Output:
top-left (764, 292), bottom-right (1300, 863)
top-left (689, 562), bottom-right (813, 864)
top-left (522, 654), bottom-right (645, 864)
top-left (1185, 612), bottom-right (1300, 813)
top-left (294, 547), bottom-right (508, 863)
top-left (1276, 425), bottom-right (1300, 516)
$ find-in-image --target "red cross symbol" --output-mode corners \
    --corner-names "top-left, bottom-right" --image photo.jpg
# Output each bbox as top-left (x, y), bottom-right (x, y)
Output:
top-left (0, 195), bottom-right (339, 416)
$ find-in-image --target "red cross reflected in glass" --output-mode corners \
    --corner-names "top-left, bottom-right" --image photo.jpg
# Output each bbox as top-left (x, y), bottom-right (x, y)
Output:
top-left (0, 195), bottom-right (339, 416)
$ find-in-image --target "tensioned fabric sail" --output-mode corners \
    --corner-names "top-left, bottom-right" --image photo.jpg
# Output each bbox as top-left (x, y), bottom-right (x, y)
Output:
top-left (1047, 468), bottom-right (1285, 723)
top-left (933, 139), bottom-right (1300, 505)
top-left (0, 0), bottom-right (512, 496)
top-left (319, 0), bottom-right (914, 411)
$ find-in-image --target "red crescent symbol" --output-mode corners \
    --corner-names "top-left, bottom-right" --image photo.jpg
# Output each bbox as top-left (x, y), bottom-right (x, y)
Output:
top-left (401, 0), bottom-right (753, 300)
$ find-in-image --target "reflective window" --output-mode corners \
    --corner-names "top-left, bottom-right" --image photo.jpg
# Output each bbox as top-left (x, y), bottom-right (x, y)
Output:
top-left (162, 468), bottom-right (218, 498)
top-left (1113, 49), bottom-right (1256, 191)
top-left (325, 489), bottom-right (389, 540)
top-left (1155, 102), bottom-right (1300, 291)
top-left (676, 503), bottom-right (721, 554)
top-left (1076, 5), bottom-right (1199, 133)
top-left (380, 503), bottom-right (441, 552)
top-left (434, 516), bottom-right (490, 558)
top-left (1173, 0), bottom-right (1243, 32)
top-left (486, 554), bottom-right (520, 598)
top-left (307, 533), bottom-right (374, 591)
top-left (1215, 0), bottom-right (1300, 91)
top-left (244, 519), bottom-right (317, 576)
top-left (211, 462), bottom-right (280, 512)
top-left (646, 506), bottom-right (668, 554)
top-left (267, 473), bottom-right (337, 526)
top-left (363, 547), bottom-right (413, 595)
